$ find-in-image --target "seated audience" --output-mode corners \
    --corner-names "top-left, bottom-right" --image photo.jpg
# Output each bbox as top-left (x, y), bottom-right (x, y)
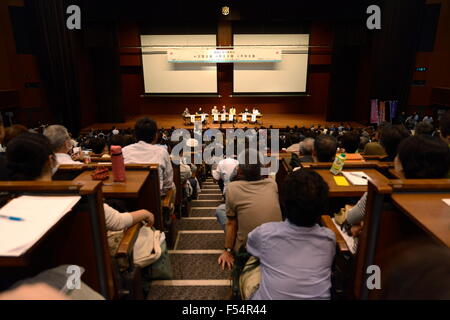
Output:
top-left (312, 135), bottom-right (338, 162)
top-left (246, 169), bottom-right (335, 300)
top-left (217, 149), bottom-right (282, 270)
top-left (344, 135), bottom-right (450, 229)
top-left (378, 124), bottom-right (410, 162)
top-left (338, 132), bottom-right (360, 153)
top-left (88, 137), bottom-right (107, 156)
top-left (3, 133), bottom-right (155, 233)
top-left (122, 117), bottom-right (174, 196)
top-left (3, 124), bottom-right (28, 148)
top-left (43, 125), bottom-right (82, 165)
top-left (414, 121), bottom-right (434, 136)
top-left (212, 154), bottom-right (239, 195)
top-left (290, 138), bottom-right (315, 169)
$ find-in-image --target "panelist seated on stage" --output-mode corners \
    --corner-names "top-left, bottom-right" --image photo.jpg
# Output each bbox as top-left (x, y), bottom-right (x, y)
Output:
top-left (212, 106), bottom-right (219, 115)
top-left (221, 106), bottom-right (227, 113)
top-left (196, 108), bottom-right (205, 115)
top-left (243, 108), bottom-right (250, 114)
top-left (252, 108), bottom-right (260, 115)
top-left (229, 107), bottom-right (236, 116)
top-left (182, 108), bottom-right (190, 117)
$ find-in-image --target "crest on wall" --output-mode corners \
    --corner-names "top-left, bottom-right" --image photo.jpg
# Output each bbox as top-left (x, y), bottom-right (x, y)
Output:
top-left (222, 6), bottom-right (230, 16)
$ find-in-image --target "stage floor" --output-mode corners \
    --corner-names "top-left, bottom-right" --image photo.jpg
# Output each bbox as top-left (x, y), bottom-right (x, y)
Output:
top-left (83, 114), bottom-right (364, 132)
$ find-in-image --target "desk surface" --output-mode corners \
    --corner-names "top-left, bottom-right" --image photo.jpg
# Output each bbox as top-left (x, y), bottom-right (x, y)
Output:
top-left (74, 170), bottom-right (149, 198)
top-left (391, 193), bottom-right (450, 247)
top-left (314, 169), bottom-right (390, 197)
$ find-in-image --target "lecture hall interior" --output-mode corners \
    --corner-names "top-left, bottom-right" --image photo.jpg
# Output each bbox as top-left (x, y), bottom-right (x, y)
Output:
top-left (0, 0), bottom-right (450, 302)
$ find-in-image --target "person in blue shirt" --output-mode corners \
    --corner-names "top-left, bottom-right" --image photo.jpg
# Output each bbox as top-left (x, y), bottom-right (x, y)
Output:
top-left (246, 169), bottom-right (336, 300)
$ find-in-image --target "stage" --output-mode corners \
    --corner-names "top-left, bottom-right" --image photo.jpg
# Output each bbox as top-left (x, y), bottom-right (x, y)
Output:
top-left (82, 114), bottom-right (364, 132)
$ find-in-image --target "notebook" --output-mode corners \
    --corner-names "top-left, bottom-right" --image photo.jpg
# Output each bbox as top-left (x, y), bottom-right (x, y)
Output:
top-left (0, 195), bottom-right (81, 257)
top-left (332, 218), bottom-right (358, 254)
top-left (341, 171), bottom-right (369, 186)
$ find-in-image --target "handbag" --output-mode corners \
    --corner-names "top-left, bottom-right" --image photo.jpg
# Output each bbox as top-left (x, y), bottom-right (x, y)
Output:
top-left (133, 225), bottom-right (162, 268)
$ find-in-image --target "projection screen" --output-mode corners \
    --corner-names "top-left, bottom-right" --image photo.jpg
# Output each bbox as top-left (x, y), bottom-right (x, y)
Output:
top-left (141, 35), bottom-right (218, 94)
top-left (233, 34), bottom-right (309, 93)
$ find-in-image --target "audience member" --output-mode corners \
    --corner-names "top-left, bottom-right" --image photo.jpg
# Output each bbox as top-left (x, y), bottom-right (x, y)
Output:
top-left (122, 117), bottom-right (174, 196)
top-left (43, 125), bottom-right (82, 165)
top-left (245, 169), bottom-right (335, 300)
top-left (313, 135), bottom-right (338, 162)
top-left (217, 149), bottom-right (282, 270)
top-left (344, 135), bottom-right (450, 229)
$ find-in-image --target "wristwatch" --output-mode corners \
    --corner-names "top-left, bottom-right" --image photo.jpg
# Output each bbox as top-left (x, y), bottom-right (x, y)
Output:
top-left (224, 248), bottom-right (232, 253)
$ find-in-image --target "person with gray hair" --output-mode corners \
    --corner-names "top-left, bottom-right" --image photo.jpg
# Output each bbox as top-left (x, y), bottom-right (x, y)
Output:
top-left (43, 125), bottom-right (82, 165)
top-left (299, 138), bottom-right (314, 163)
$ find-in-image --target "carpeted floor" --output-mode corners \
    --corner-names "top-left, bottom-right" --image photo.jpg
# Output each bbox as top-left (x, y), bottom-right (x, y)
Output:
top-left (147, 178), bottom-right (232, 300)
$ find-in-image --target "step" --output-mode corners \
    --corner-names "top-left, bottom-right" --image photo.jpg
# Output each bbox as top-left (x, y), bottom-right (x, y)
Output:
top-left (191, 200), bottom-right (223, 207)
top-left (201, 189), bottom-right (223, 194)
top-left (175, 231), bottom-right (224, 250)
top-left (198, 194), bottom-right (223, 200)
top-left (169, 253), bottom-right (230, 280)
top-left (190, 208), bottom-right (216, 217)
top-left (148, 283), bottom-right (231, 300)
top-left (176, 217), bottom-right (221, 231)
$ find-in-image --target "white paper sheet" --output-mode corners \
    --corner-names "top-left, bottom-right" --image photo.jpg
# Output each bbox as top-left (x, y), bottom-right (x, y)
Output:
top-left (0, 196), bottom-right (81, 257)
top-left (342, 171), bottom-right (369, 186)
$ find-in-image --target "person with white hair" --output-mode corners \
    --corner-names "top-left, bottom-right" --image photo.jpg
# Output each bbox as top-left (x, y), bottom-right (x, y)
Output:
top-left (43, 125), bottom-right (82, 165)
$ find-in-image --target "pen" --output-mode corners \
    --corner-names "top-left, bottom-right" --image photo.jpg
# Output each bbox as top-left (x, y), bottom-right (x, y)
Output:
top-left (0, 215), bottom-right (25, 221)
top-left (349, 173), bottom-right (368, 180)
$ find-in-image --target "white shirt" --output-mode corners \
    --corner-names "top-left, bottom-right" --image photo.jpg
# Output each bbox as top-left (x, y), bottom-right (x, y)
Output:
top-left (103, 203), bottom-right (133, 231)
top-left (212, 157), bottom-right (239, 194)
top-left (286, 143), bottom-right (300, 153)
top-left (55, 153), bottom-right (83, 165)
top-left (122, 141), bottom-right (174, 195)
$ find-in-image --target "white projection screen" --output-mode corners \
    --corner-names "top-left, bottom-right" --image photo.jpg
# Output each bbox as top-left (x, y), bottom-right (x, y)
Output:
top-left (141, 35), bottom-right (217, 94)
top-left (233, 34), bottom-right (309, 93)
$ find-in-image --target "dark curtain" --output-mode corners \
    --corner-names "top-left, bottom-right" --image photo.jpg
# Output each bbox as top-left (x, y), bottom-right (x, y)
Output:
top-left (327, 0), bottom-right (426, 123)
top-left (26, 0), bottom-right (82, 134)
top-left (85, 20), bottom-right (124, 123)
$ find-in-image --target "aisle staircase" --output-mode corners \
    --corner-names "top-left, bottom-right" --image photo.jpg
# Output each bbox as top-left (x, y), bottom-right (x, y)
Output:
top-left (147, 178), bottom-right (231, 300)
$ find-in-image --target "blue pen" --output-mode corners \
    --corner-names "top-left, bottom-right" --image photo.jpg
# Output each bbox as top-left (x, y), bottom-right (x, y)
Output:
top-left (0, 215), bottom-right (24, 221)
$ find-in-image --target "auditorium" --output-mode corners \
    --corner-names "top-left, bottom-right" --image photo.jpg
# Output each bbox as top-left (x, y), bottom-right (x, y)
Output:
top-left (0, 0), bottom-right (449, 302)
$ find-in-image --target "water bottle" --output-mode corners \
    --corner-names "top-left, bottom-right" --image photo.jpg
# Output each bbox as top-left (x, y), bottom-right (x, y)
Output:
top-left (330, 153), bottom-right (346, 175)
top-left (110, 145), bottom-right (126, 182)
top-left (83, 150), bottom-right (91, 164)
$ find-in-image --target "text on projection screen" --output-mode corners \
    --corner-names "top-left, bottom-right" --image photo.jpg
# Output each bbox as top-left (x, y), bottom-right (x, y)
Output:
top-left (233, 34), bottom-right (309, 93)
top-left (141, 35), bottom-right (218, 94)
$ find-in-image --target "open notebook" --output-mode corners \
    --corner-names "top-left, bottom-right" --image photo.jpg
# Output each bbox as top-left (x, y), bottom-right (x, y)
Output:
top-left (341, 171), bottom-right (369, 186)
top-left (0, 195), bottom-right (81, 257)
top-left (332, 218), bottom-right (358, 254)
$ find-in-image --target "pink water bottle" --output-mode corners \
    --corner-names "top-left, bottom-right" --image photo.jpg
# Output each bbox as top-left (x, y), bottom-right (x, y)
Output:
top-left (110, 145), bottom-right (126, 182)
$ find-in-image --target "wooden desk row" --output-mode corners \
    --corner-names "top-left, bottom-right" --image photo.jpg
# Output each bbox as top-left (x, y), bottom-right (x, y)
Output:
top-left (0, 162), bottom-right (182, 299)
top-left (275, 155), bottom-right (450, 299)
top-left (0, 181), bottom-right (116, 299)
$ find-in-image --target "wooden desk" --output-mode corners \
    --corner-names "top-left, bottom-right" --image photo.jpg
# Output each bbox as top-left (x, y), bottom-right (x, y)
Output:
top-left (391, 193), bottom-right (450, 247)
top-left (314, 169), bottom-right (390, 197)
top-left (74, 171), bottom-right (149, 198)
top-left (73, 169), bottom-right (163, 230)
top-left (0, 181), bottom-right (116, 299)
